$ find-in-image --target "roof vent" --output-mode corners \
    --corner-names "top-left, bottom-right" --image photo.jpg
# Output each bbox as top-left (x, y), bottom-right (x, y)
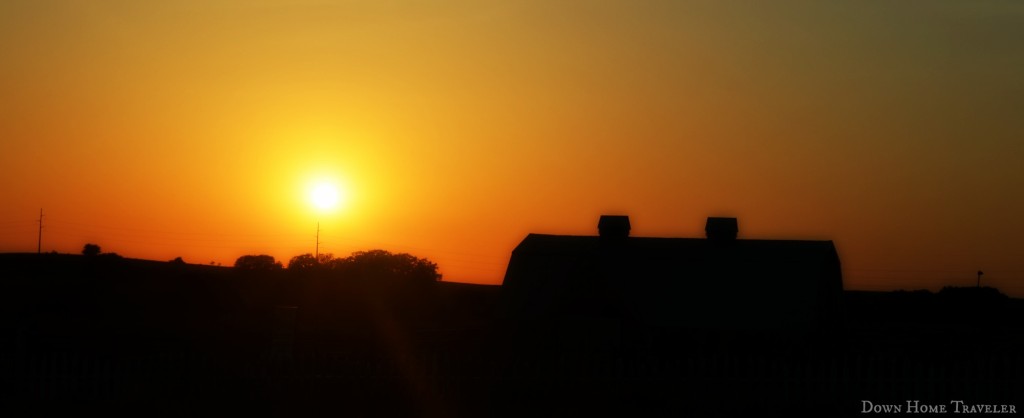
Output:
top-left (598, 215), bottom-right (630, 239)
top-left (705, 217), bottom-right (738, 240)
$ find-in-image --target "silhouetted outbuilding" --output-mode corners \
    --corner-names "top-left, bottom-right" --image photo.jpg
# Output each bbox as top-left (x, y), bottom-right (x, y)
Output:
top-left (500, 216), bottom-right (843, 331)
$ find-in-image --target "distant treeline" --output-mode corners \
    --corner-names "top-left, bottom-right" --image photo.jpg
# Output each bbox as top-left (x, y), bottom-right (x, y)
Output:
top-left (0, 251), bottom-right (497, 350)
top-left (234, 249), bottom-right (440, 283)
top-left (2, 252), bottom-right (1024, 414)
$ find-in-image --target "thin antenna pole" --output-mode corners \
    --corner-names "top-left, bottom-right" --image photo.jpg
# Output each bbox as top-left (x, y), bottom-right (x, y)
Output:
top-left (37, 209), bottom-right (43, 254)
top-left (315, 221), bottom-right (320, 262)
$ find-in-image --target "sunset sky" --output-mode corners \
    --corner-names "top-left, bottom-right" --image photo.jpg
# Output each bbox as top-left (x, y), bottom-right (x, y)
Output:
top-left (2, 1), bottom-right (1022, 295)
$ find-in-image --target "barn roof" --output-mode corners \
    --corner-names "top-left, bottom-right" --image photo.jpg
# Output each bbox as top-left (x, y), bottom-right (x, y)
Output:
top-left (500, 217), bottom-right (843, 331)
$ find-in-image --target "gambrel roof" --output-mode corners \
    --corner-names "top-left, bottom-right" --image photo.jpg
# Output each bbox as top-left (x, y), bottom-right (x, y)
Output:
top-left (500, 216), bottom-right (843, 331)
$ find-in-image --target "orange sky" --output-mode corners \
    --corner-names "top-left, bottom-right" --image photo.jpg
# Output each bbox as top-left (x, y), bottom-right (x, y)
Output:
top-left (2, 1), bottom-right (1023, 296)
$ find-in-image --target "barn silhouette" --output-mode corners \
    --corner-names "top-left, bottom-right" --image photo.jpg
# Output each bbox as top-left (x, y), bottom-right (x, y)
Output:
top-left (500, 215), bottom-right (843, 331)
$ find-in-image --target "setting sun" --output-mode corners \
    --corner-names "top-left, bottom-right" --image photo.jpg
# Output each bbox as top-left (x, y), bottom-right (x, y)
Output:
top-left (1, 2), bottom-right (1022, 412)
top-left (0, 0), bottom-right (1021, 294)
top-left (310, 182), bottom-right (343, 212)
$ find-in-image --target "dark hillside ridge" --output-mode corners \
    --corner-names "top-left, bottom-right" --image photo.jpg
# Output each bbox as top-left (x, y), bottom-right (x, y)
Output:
top-left (1, 248), bottom-right (1022, 415)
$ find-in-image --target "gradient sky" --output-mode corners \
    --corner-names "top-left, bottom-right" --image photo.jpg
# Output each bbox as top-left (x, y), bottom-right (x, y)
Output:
top-left (2, 1), bottom-right (1022, 295)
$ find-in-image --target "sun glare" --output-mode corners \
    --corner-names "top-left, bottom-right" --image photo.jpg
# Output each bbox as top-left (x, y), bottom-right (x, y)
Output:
top-left (310, 182), bottom-right (342, 211)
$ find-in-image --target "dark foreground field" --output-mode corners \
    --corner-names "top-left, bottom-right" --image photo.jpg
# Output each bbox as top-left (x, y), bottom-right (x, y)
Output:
top-left (1, 253), bottom-right (1022, 416)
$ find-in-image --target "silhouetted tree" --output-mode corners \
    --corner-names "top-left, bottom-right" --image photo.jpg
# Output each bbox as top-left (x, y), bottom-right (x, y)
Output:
top-left (170, 256), bottom-right (186, 265)
top-left (82, 243), bottom-right (101, 256)
top-left (334, 249), bottom-right (441, 284)
top-left (287, 253), bottom-right (319, 272)
top-left (234, 254), bottom-right (283, 272)
top-left (288, 253), bottom-right (337, 271)
top-left (321, 253), bottom-right (337, 265)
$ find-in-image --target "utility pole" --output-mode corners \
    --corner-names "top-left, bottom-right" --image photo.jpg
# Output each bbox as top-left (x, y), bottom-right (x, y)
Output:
top-left (315, 221), bottom-right (320, 263)
top-left (977, 270), bottom-right (984, 288)
top-left (37, 208), bottom-right (43, 254)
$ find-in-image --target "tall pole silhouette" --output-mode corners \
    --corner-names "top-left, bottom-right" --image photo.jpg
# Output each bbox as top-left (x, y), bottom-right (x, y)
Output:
top-left (315, 221), bottom-right (320, 263)
top-left (977, 270), bottom-right (983, 288)
top-left (37, 209), bottom-right (43, 254)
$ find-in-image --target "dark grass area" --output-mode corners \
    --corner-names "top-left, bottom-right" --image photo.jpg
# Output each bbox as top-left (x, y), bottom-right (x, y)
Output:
top-left (1, 253), bottom-right (1022, 416)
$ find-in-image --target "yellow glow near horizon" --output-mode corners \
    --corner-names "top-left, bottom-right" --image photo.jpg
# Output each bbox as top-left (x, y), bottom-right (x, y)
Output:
top-left (1, 1), bottom-right (1023, 294)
